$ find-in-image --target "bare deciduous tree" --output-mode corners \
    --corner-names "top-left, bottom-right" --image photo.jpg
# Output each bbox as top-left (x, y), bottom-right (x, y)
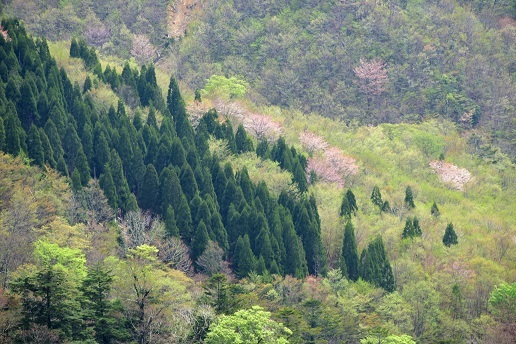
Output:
top-left (196, 241), bottom-right (231, 276)
top-left (120, 210), bottom-right (163, 249)
top-left (84, 23), bottom-right (110, 48)
top-left (212, 100), bottom-right (283, 142)
top-left (131, 34), bottom-right (157, 64)
top-left (353, 58), bottom-right (389, 96)
top-left (0, 189), bottom-right (37, 289)
top-left (69, 179), bottom-right (114, 229)
top-left (156, 237), bottom-right (194, 276)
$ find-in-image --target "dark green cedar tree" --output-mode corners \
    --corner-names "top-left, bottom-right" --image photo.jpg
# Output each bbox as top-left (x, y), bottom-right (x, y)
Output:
top-left (80, 264), bottom-right (129, 343)
top-left (341, 220), bottom-right (359, 281)
top-left (139, 164), bottom-right (160, 213)
top-left (192, 220), bottom-right (210, 261)
top-left (360, 236), bottom-right (395, 292)
top-left (405, 186), bottom-right (415, 209)
top-left (180, 163), bottom-right (198, 202)
top-left (177, 194), bottom-right (193, 242)
top-left (234, 234), bottom-right (256, 278)
top-left (431, 202), bottom-right (440, 217)
top-left (443, 223), bottom-right (458, 247)
top-left (159, 166), bottom-right (183, 214)
top-left (371, 186), bottom-right (383, 207)
top-left (164, 206), bottom-right (179, 237)
top-left (83, 76), bottom-right (92, 93)
top-left (346, 189), bottom-right (358, 213)
top-left (27, 124), bottom-right (44, 166)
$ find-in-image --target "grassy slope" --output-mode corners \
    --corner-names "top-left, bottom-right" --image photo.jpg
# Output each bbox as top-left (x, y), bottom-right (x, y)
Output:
top-left (260, 105), bottom-right (515, 281)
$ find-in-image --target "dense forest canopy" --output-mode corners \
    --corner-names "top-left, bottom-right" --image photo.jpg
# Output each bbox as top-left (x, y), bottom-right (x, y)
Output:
top-left (173, 0), bottom-right (515, 157)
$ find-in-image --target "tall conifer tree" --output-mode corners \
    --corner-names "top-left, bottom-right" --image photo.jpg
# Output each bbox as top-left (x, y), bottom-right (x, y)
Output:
top-left (405, 186), bottom-right (415, 209)
top-left (360, 236), bottom-right (395, 292)
top-left (159, 167), bottom-right (182, 215)
top-left (371, 186), bottom-right (383, 208)
top-left (177, 194), bottom-right (193, 242)
top-left (346, 189), bottom-right (358, 213)
top-left (139, 164), bottom-right (160, 212)
top-left (341, 220), bottom-right (359, 281)
top-left (192, 220), bottom-right (209, 261)
top-left (164, 206), bottom-right (179, 237)
top-left (27, 124), bottom-right (44, 166)
top-left (234, 235), bottom-right (255, 278)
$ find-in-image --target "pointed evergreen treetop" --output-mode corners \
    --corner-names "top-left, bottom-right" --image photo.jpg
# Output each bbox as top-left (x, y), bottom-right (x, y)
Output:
top-left (341, 220), bottom-right (359, 281)
top-left (371, 186), bottom-right (383, 207)
top-left (234, 235), bottom-right (256, 278)
top-left (443, 223), bottom-right (458, 247)
top-left (167, 76), bottom-right (186, 119)
top-left (431, 202), bottom-right (440, 217)
top-left (405, 186), bottom-right (415, 209)
top-left (340, 195), bottom-right (351, 218)
top-left (346, 189), bottom-right (358, 213)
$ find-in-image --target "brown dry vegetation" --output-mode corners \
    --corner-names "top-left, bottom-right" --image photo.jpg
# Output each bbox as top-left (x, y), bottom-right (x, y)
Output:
top-left (168, 0), bottom-right (205, 38)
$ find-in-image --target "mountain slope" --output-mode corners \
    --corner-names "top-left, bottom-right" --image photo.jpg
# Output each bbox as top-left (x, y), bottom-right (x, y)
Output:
top-left (172, 0), bottom-right (515, 156)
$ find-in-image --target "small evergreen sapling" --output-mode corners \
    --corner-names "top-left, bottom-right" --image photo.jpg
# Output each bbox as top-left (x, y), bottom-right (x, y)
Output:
top-left (402, 218), bottom-right (414, 239)
top-left (381, 200), bottom-right (391, 213)
top-left (371, 186), bottom-right (383, 207)
top-left (413, 217), bottom-right (422, 236)
top-left (443, 223), bottom-right (458, 247)
top-left (431, 202), bottom-right (440, 217)
top-left (404, 186), bottom-right (415, 209)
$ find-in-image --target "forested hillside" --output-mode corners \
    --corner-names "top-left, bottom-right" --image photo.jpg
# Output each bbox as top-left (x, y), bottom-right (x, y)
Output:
top-left (3, 0), bottom-right (515, 157)
top-left (0, 19), bottom-right (333, 342)
top-left (0, 1), bottom-right (515, 343)
top-left (173, 0), bottom-right (516, 157)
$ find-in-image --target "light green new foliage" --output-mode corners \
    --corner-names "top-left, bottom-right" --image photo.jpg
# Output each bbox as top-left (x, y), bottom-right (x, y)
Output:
top-left (33, 239), bottom-right (87, 285)
top-left (205, 306), bottom-right (292, 344)
top-left (489, 282), bottom-right (516, 322)
top-left (202, 75), bottom-right (248, 99)
top-left (361, 334), bottom-right (416, 344)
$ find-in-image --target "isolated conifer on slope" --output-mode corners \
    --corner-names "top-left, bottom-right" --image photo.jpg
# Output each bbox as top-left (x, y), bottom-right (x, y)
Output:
top-left (381, 200), bottom-right (391, 213)
top-left (371, 186), bottom-right (383, 207)
top-left (413, 217), bottom-right (422, 236)
top-left (340, 196), bottom-right (351, 218)
top-left (70, 38), bottom-right (79, 57)
top-left (405, 186), bottom-right (415, 209)
top-left (443, 223), bottom-right (458, 247)
top-left (431, 202), bottom-right (440, 217)
top-left (341, 220), bottom-right (359, 281)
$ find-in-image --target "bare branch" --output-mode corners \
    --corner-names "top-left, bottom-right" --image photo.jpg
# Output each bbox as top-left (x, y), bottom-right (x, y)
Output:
top-left (353, 58), bottom-right (389, 96)
top-left (131, 34), bottom-right (157, 64)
